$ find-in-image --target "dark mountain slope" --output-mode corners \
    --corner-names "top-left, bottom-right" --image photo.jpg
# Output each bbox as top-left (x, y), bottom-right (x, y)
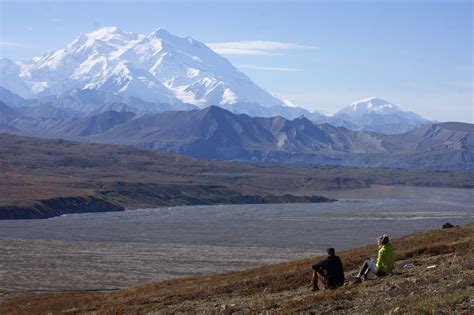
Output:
top-left (58, 111), bottom-right (136, 137)
top-left (377, 122), bottom-right (474, 169)
top-left (93, 106), bottom-right (385, 157)
top-left (93, 106), bottom-right (277, 159)
top-left (0, 101), bottom-right (20, 124)
top-left (0, 86), bottom-right (35, 107)
top-left (18, 103), bottom-right (80, 120)
top-left (0, 103), bottom-right (472, 171)
top-left (0, 101), bottom-right (21, 132)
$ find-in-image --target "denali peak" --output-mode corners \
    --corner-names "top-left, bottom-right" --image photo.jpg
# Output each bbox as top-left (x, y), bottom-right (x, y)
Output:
top-left (1, 26), bottom-right (285, 108)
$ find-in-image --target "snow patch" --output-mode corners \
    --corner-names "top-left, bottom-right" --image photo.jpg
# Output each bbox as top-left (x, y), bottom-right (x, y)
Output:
top-left (29, 81), bottom-right (50, 94)
top-left (186, 67), bottom-right (200, 78)
top-left (280, 97), bottom-right (297, 108)
top-left (277, 134), bottom-right (288, 149)
top-left (220, 88), bottom-right (237, 105)
top-left (348, 97), bottom-right (399, 114)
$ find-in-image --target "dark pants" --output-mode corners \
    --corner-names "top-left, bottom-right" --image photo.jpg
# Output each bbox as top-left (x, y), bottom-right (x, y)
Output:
top-left (311, 270), bottom-right (341, 290)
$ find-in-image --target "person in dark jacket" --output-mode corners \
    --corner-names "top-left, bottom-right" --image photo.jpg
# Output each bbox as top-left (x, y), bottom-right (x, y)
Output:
top-left (310, 247), bottom-right (345, 291)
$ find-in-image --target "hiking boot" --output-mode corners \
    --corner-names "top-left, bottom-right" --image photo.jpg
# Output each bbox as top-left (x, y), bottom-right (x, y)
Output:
top-left (308, 282), bottom-right (320, 291)
top-left (311, 285), bottom-right (320, 291)
top-left (352, 277), bottom-right (362, 284)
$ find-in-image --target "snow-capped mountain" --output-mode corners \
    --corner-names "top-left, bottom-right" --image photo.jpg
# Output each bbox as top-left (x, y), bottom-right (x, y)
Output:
top-left (0, 26), bottom-right (285, 109)
top-left (0, 59), bottom-right (32, 98)
top-left (336, 97), bottom-right (413, 116)
top-left (331, 97), bottom-right (430, 134)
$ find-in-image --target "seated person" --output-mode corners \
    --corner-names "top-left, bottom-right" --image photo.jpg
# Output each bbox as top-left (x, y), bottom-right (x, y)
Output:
top-left (354, 234), bottom-right (394, 282)
top-left (310, 247), bottom-right (345, 291)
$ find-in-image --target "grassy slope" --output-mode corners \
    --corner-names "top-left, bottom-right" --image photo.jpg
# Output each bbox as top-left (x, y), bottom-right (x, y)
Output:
top-left (1, 133), bottom-right (473, 210)
top-left (1, 224), bottom-right (472, 314)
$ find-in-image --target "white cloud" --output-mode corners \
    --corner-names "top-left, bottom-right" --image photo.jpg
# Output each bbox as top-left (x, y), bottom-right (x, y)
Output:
top-left (51, 18), bottom-right (61, 22)
top-left (0, 41), bottom-right (32, 50)
top-left (0, 41), bottom-right (20, 47)
top-left (206, 40), bottom-right (317, 56)
top-left (238, 65), bottom-right (302, 72)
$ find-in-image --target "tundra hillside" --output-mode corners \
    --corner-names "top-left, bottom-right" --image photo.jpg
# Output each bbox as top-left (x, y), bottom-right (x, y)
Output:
top-left (0, 223), bottom-right (472, 314)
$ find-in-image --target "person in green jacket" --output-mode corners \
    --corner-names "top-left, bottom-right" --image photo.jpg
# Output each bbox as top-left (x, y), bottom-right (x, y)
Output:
top-left (353, 234), bottom-right (394, 283)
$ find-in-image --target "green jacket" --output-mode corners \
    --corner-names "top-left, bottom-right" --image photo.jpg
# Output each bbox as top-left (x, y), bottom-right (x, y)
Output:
top-left (376, 243), bottom-right (394, 273)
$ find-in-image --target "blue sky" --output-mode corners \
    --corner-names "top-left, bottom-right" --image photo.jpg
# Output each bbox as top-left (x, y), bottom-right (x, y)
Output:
top-left (0, 0), bottom-right (472, 122)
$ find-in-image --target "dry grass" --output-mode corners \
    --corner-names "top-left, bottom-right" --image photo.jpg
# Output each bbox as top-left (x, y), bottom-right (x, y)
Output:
top-left (1, 223), bottom-right (472, 314)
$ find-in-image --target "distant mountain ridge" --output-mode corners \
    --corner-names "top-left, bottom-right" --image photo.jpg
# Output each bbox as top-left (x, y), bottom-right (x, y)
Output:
top-left (0, 85), bottom-right (431, 134)
top-left (1, 102), bottom-right (471, 171)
